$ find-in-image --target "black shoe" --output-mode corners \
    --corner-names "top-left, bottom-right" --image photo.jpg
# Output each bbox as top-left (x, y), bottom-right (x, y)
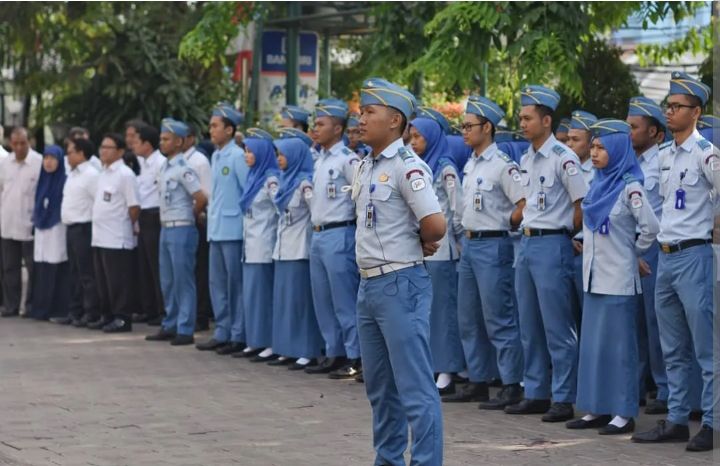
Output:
top-left (147, 315), bottom-right (163, 326)
top-left (631, 420), bottom-right (690, 443)
top-left (102, 318), bottom-right (132, 333)
top-left (542, 402), bottom-right (574, 422)
top-left (232, 348), bottom-right (263, 359)
top-left (195, 319), bottom-right (210, 332)
top-left (132, 313), bottom-right (149, 323)
top-left (170, 334), bottom-right (195, 346)
top-left (478, 383), bottom-right (523, 410)
top-left (145, 328), bottom-right (176, 341)
top-left (87, 316), bottom-right (112, 330)
top-left (305, 357), bottom-right (346, 374)
top-left (195, 338), bottom-right (227, 351)
top-left (566, 415), bottom-right (612, 429)
top-left (438, 382), bottom-right (456, 396)
top-left (599, 418), bottom-right (635, 435)
top-left (76, 314), bottom-right (94, 328)
top-left (50, 316), bottom-right (73, 325)
top-left (686, 425), bottom-right (716, 452)
top-left (452, 373), bottom-right (469, 384)
top-left (289, 359), bottom-right (316, 371)
top-left (267, 356), bottom-right (291, 366)
top-left (689, 410), bottom-right (703, 422)
top-left (71, 316), bottom-right (85, 327)
top-left (355, 371), bottom-right (364, 383)
top-left (0, 309), bottom-right (19, 318)
top-left (489, 378), bottom-right (503, 388)
top-left (645, 398), bottom-right (668, 415)
top-left (250, 353), bottom-right (279, 363)
top-left (328, 359), bottom-right (362, 380)
top-left (504, 398), bottom-right (551, 415)
top-left (442, 382), bottom-right (489, 403)
top-left (216, 342), bottom-right (245, 355)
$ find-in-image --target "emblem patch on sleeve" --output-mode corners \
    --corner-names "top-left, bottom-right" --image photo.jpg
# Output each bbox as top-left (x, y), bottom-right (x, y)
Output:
top-left (303, 186), bottom-right (313, 199)
top-left (411, 178), bottom-right (426, 191)
top-left (183, 171), bottom-right (195, 182)
top-left (630, 191), bottom-right (643, 209)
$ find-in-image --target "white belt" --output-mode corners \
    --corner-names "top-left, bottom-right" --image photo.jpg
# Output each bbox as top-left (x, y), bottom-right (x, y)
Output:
top-left (359, 261), bottom-right (423, 279)
top-left (161, 220), bottom-right (194, 228)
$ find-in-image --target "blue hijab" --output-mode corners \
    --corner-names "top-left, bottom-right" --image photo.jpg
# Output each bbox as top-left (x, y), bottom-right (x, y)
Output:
top-left (273, 138), bottom-right (314, 212)
top-left (581, 132), bottom-right (644, 231)
top-left (410, 117), bottom-right (456, 180)
top-left (446, 135), bottom-right (472, 179)
top-left (240, 138), bottom-right (280, 213)
top-left (33, 145), bottom-right (67, 230)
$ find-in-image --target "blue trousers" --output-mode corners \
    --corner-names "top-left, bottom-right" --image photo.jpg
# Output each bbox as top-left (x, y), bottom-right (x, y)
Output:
top-left (638, 243), bottom-right (668, 401)
top-left (457, 237), bottom-right (523, 384)
top-left (243, 262), bottom-right (274, 348)
top-left (159, 226), bottom-right (198, 336)
top-left (515, 235), bottom-right (578, 402)
top-left (209, 240), bottom-right (244, 343)
top-left (357, 265), bottom-right (443, 466)
top-left (577, 293), bottom-right (639, 418)
top-left (655, 245), bottom-right (717, 429)
top-left (572, 252), bottom-right (584, 328)
top-left (309, 226), bottom-right (360, 359)
top-left (426, 260), bottom-right (464, 373)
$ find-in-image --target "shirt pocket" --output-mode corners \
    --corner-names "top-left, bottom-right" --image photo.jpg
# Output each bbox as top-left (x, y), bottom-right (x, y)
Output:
top-left (370, 184), bottom-right (393, 202)
top-left (659, 169), bottom-right (671, 198)
top-left (221, 207), bottom-right (241, 217)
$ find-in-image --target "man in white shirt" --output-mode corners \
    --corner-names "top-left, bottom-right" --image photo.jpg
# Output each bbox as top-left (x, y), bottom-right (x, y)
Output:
top-left (89, 133), bottom-right (140, 333)
top-left (133, 125), bottom-right (165, 325)
top-left (182, 123), bottom-right (213, 330)
top-left (53, 137), bottom-right (101, 326)
top-left (0, 127), bottom-right (42, 318)
top-left (0, 125), bottom-right (8, 158)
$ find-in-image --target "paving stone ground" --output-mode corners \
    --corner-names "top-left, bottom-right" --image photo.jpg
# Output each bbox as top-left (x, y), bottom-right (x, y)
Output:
top-left (0, 318), bottom-right (716, 466)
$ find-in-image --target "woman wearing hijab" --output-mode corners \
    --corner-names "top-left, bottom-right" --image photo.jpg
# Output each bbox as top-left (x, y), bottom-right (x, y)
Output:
top-left (234, 129), bottom-right (281, 361)
top-left (268, 137), bottom-right (324, 370)
top-left (445, 134), bottom-right (472, 177)
top-left (567, 119), bottom-right (659, 434)
top-left (31, 144), bottom-right (70, 320)
top-left (409, 117), bottom-right (465, 395)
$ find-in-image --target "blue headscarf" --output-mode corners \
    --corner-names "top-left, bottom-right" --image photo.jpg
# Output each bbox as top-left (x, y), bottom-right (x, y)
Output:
top-left (581, 132), bottom-right (644, 231)
top-left (240, 137), bottom-right (280, 214)
top-left (410, 117), bottom-right (455, 180)
top-left (33, 145), bottom-right (67, 230)
top-left (273, 138), bottom-right (314, 212)
top-left (445, 135), bottom-right (472, 179)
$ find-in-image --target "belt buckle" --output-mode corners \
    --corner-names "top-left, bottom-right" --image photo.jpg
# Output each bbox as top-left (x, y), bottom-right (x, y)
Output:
top-left (465, 231), bottom-right (472, 239)
top-left (661, 243), bottom-right (671, 253)
top-left (313, 225), bottom-right (321, 232)
top-left (523, 227), bottom-right (531, 237)
top-left (359, 268), bottom-right (369, 279)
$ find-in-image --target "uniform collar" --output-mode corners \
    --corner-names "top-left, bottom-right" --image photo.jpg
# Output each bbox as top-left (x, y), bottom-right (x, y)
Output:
top-left (527, 133), bottom-right (558, 159)
top-left (216, 140), bottom-right (238, 156)
top-left (638, 144), bottom-right (659, 162)
top-left (671, 129), bottom-right (700, 154)
top-left (167, 153), bottom-right (185, 167)
top-left (10, 149), bottom-right (39, 164)
top-left (141, 149), bottom-right (162, 165)
top-left (73, 160), bottom-right (91, 173)
top-left (580, 157), bottom-right (593, 172)
top-left (321, 140), bottom-right (345, 158)
top-left (377, 138), bottom-right (406, 159)
top-left (105, 158), bottom-right (125, 172)
top-left (473, 142), bottom-right (498, 161)
top-left (183, 147), bottom-right (197, 158)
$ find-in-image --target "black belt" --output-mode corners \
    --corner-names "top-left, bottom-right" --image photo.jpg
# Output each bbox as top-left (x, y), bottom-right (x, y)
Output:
top-left (312, 220), bottom-right (355, 232)
top-left (465, 230), bottom-right (509, 239)
top-left (659, 239), bottom-right (711, 254)
top-left (67, 222), bottom-right (91, 228)
top-left (522, 228), bottom-right (567, 237)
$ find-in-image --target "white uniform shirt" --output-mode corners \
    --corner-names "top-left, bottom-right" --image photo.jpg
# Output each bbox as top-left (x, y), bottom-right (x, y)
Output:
top-left (0, 150), bottom-right (43, 241)
top-left (91, 159), bottom-right (140, 249)
top-left (272, 180), bottom-right (313, 261)
top-left (61, 161), bottom-right (100, 225)
top-left (427, 163), bottom-right (463, 262)
top-left (244, 175), bottom-right (279, 263)
top-left (136, 150), bottom-right (165, 209)
top-left (34, 223), bottom-right (68, 263)
top-left (184, 147), bottom-right (212, 197)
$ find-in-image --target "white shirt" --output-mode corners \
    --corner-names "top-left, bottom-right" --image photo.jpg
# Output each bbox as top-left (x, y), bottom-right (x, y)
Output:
top-left (136, 150), bottom-right (165, 209)
top-left (0, 145), bottom-right (8, 158)
top-left (34, 223), bottom-right (68, 263)
top-left (62, 160), bottom-right (100, 225)
top-left (92, 159), bottom-right (140, 249)
top-left (0, 150), bottom-right (43, 241)
top-left (184, 147), bottom-right (212, 196)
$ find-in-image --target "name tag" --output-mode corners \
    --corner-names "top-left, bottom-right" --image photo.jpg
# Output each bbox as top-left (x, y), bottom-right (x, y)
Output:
top-left (103, 191), bottom-right (112, 202)
top-left (537, 192), bottom-right (546, 211)
top-left (473, 192), bottom-right (483, 212)
top-left (674, 188), bottom-right (686, 210)
top-left (327, 182), bottom-right (336, 199)
top-left (365, 203), bottom-right (375, 229)
top-left (599, 218), bottom-right (610, 235)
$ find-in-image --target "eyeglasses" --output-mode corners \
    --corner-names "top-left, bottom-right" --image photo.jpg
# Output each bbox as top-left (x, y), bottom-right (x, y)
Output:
top-left (662, 103), bottom-right (697, 114)
top-left (99, 145), bottom-right (119, 150)
top-left (460, 122), bottom-right (486, 132)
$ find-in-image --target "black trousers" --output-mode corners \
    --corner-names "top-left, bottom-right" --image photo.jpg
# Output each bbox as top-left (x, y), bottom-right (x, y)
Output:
top-left (93, 247), bottom-right (134, 320)
top-left (137, 208), bottom-right (164, 318)
top-left (29, 262), bottom-right (69, 320)
top-left (196, 220), bottom-right (213, 323)
top-left (66, 223), bottom-right (100, 320)
top-left (1, 238), bottom-right (34, 314)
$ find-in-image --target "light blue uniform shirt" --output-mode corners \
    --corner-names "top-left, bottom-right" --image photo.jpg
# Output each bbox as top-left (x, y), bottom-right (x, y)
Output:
top-left (208, 140), bottom-right (249, 242)
top-left (310, 141), bottom-right (359, 226)
top-left (574, 158), bottom-right (595, 241)
top-left (273, 179), bottom-right (313, 261)
top-left (520, 134), bottom-right (589, 231)
top-left (657, 130), bottom-right (720, 244)
top-left (638, 145), bottom-right (663, 218)
top-left (427, 162), bottom-right (463, 261)
top-left (352, 138), bottom-right (442, 269)
top-left (582, 180), bottom-right (660, 295)
top-left (243, 175), bottom-right (279, 264)
top-left (158, 154), bottom-right (201, 223)
top-left (458, 143), bottom-right (524, 232)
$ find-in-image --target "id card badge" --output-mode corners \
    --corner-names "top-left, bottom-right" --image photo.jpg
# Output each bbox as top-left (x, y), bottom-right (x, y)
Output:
top-left (473, 192), bottom-right (483, 211)
top-left (674, 188), bottom-right (686, 210)
top-left (537, 192), bottom-right (546, 211)
top-left (599, 218), bottom-right (610, 235)
top-left (327, 182), bottom-right (336, 199)
top-left (284, 209), bottom-right (293, 225)
top-left (365, 203), bottom-right (375, 229)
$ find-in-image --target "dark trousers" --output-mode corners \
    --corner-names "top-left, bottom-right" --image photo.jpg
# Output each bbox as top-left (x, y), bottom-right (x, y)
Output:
top-left (93, 247), bottom-right (134, 320)
top-left (29, 262), bottom-right (69, 320)
top-left (137, 208), bottom-right (163, 318)
top-left (196, 220), bottom-right (212, 323)
top-left (1, 239), bottom-right (34, 314)
top-left (66, 223), bottom-right (100, 320)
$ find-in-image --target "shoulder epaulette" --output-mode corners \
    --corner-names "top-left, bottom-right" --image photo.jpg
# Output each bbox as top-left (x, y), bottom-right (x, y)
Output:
top-left (497, 151), bottom-right (513, 163)
top-left (697, 138), bottom-right (711, 150)
top-left (551, 145), bottom-right (566, 156)
top-left (622, 173), bottom-right (638, 185)
top-left (341, 146), bottom-right (353, 156)
top-left (397, 146), bottom-right (414, 161)
top-left (659, 140), bottom-right (673, 150)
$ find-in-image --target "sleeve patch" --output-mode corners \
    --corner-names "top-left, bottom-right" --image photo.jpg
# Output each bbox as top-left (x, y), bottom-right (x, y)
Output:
top-left (411, 178), bottom-right (427, 191)
top-left (303, 186), bottom-right (313, 199)
top-left (183, 171), bottom-right (196, 182)
top-left (697, 139), bottom-right (711, 150)
top-left (552, 145), bottom-right (566, 155)
top-left (268, 181), bottom-right (279, 195)
top-left (405, 168), bottom-right (424, 180)
top-left (444, 173), bottom-right (456, 188)
top-left (563, 160), bottom-right (578, 176)
top-left (630, 191), bottom-right (643, 209)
